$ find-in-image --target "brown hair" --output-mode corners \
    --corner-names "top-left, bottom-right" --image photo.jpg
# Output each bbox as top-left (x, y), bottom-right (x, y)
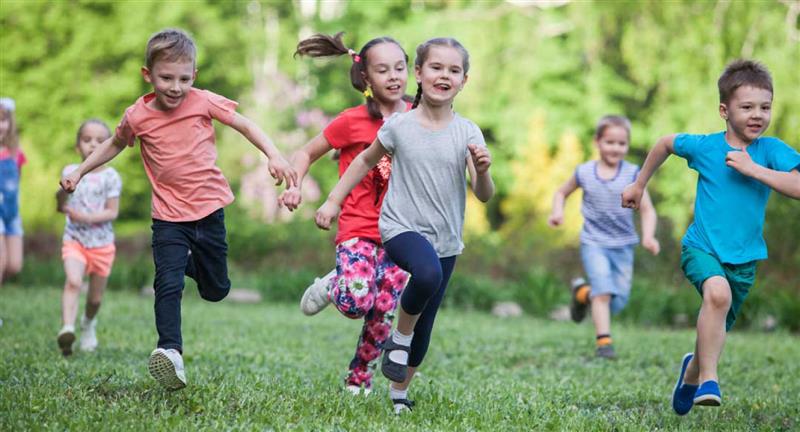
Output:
top-left (0, 106), bottom-right (19, 151)
top-left (718, 59), bottom-right (773, 104)
top-left (412, 38), bottom-right (470, 109)
top-left (594, 115), bottom-right (631, 141)
top-left (145, 28), bottom-right (197, 69)
top-left (295, 32), bottom-right (409, 120)
top-left (75, 119), bottom-right (111, 146)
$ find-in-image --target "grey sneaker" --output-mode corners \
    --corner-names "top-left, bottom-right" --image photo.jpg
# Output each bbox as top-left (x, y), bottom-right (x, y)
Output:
top-left (57, 325), bottom-right (76, 356)
top-left (596, 344), bottom-right (617, 360)
top-left (148, 348), bottom-right (187, 390)
top-left (79, 316), bottom-right (98, 352)
top-left (300, 269), bottom-right (336, 316)
top-left (569, 277), bottom-right (590, 323)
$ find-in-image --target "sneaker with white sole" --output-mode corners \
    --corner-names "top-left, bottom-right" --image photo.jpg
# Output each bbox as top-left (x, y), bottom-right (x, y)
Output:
top-left (57, 325), bottom-right (76, 356)
top-left (79, 316), bottom-right (98, 352)
top-left (345, 384), bottom-right (372, 396)
top-left (148, 348), bottom-right (187, 390)
top-left (300, 269), bottom-right (336, 316)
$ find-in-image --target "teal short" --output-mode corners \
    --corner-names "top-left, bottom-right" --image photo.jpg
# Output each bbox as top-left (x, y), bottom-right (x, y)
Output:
top-left (680, 245), bottom-right (757, 331)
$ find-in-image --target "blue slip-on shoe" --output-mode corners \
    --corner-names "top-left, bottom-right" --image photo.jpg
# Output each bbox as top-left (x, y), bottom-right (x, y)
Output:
top-left (694, 380), bottom-right (722, 406)
top-left (672, 352), bottom-right (699, 415)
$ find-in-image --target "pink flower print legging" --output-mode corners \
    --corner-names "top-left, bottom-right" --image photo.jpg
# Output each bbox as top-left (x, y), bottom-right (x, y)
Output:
top-left (330, 237), bottom-right (409, 389)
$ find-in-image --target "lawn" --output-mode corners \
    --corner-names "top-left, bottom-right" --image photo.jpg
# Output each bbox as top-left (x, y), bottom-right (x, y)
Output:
top-left (1, 286), bottom-right (797, 431)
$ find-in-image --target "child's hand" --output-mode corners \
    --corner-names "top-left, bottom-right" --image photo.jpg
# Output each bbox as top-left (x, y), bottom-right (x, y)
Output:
top-left (468, 144), bottom-right (491, 174)
top-left (725, 149), bottom-right (757, 177)
top-left (621, 183), bottom-right (644, 210)
top-left (315, 200), bottom-right (340, 230)
top-left (268, 156), bottom-right (298, 188)
top-left (547, 211), bottom-right (564, 227)
top-left (642, 236), bottom-right (661, 255)
top-left (65, 208), bottom-right (92, 224)
top-left (278, 186), bottom-right (303, 211)
top-left (60, 171), bottom-right (81, 193)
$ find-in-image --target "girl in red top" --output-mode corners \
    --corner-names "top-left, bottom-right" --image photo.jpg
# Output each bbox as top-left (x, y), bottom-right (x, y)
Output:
top-left (280, 32), bottom-right (411, 396)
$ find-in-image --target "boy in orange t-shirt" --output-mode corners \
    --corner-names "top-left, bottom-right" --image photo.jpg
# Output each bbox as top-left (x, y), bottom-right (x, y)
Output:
top-left (61, 28), bottom-right (296, 390)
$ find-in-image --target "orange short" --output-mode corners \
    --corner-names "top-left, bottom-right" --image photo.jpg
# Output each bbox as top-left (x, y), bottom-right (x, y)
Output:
top-left (61, 241), bottom-right (116, 277)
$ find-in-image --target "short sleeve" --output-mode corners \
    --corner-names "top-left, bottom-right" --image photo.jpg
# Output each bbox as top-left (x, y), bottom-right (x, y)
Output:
top-left (765, 139), bottom-right (800, 173)
top-left (115, 107), bottom-right (137, 147)
top-left (377, 112), bottom-right (401, 154)
top-left (16, 150), bottom-right (27, 169)
top-left (105, 168), bottom-right (122, 199)
top-left (466, 121), bottom-right (486, 157)
top-left (322, 112), bottom-right (351, 150)
top-left (206, 91), bottom-right (238, 125)
top-left (574, 166), bottom-right (583, 188)
top-left (673, 133), bottom-right (703, 163)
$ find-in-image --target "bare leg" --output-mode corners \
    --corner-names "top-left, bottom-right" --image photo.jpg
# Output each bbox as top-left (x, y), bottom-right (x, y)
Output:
top-left (85, 274), bottom-right (108, 319)
top-left (3, 235), bottom-right (23, 280)
top-left (591, 294), bottom-right (612, 337)
top-left (61, 259), bottom-right (85, 327)
top-left (692, 276), bottom-right (731, 384)
top-left (0, 236), bottom-right (6, 286)
top-left (391, 366), bottom-right (417, 391)
top-left (395, 308), bottom-right (420, 336)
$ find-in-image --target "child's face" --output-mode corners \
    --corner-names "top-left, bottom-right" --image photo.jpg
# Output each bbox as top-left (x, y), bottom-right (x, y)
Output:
top-left (595, 125), bottom-right (629, 166)
top-left (364, 43), bottom-right (408, 104)
top-left (77, 123), bottom-right (110, 160)
top-left (142, 59), bottom-right (196, 111)
top-left (414, 45), bottom-right (467, 106)
top-left (721, 85), bottom-right (772, 143)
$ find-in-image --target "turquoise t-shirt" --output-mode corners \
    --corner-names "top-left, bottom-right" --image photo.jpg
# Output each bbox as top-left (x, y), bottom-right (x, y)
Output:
top-left (674, 132), bottom-right (800, 264)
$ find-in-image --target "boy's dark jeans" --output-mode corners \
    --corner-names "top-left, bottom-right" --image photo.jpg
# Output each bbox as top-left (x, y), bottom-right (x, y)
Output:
top-left (151, 208), bottom-right (230, 352)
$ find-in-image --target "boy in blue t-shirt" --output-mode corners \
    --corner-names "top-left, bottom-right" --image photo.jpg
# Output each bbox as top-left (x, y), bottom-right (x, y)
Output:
top-left (622, 60), bottom-right (800, 416)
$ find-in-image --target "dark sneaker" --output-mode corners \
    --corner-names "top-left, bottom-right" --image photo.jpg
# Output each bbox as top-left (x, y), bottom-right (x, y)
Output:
top-left (57, 326), bottom-right (76, 357)
top-left (569, 277), bottom-right (589, 323)
top-left (693, 380), bottom-right (721, 406)
top-left (595, 344), bottom-right (616, 359)
top-left (672, 352), bottom-right (698, 415)
top-left (381, 339), bottom-right (410, 383)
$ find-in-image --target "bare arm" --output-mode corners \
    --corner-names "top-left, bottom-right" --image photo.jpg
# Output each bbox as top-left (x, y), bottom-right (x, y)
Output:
top-left (638, 189), bottom-right (660, 254)
top-left (279, 134), bottom-right (332, 211)
top-left (548, 174), bottom-right (579, 227)
top-left (227, 112), bottom-right (297, 188)
top-left (622, 134), bottom-right (677, 209)
top-left (60, 136), bottom-right (126, 192)
top-left (466, 144), bottom-right (494, 202)
top-left (726, 150), bottom-right (800, 199)
top-left (315, 138), bottom-right (387, 229)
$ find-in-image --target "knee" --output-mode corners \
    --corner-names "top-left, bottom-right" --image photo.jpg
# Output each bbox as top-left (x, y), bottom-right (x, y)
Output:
top-left (65, 277), bottom-right (83, 292)
top-left (5, 261), bottom-right (22, 276)
top-left (199, 283), bottom-right (230, 302)
top-left (411, 265), bottom-right (443, 297)
top-left (703, 281), bottom-right (731, 310)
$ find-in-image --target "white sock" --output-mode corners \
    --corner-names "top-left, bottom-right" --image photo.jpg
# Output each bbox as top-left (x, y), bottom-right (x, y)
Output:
top-left (388, 330), bottom-right (412, 365)
top-left (390, 384), bottom-right (408, 401)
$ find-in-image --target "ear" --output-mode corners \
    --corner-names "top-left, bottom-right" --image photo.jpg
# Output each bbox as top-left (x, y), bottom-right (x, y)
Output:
top-left (141, 66), bottom-right (152, 84)
top-left (193, 69), bottom-right (198, 81)
top-left (719, 102), bottom-right (729, 121)
top-left (461, 73), bottom-right (469, 89)
top-left (414, 64), bottom-right (422, 83)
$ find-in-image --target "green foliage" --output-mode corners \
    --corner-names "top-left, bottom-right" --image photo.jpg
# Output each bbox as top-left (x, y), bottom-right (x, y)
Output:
top-left (2, 287), bottom-right (799, 430)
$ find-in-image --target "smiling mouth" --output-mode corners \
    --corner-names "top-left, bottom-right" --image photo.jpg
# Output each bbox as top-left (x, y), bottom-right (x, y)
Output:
top-left (386, 84), bottom-right (401, 91)
top-left (433, 83), bottom-right (451, 91)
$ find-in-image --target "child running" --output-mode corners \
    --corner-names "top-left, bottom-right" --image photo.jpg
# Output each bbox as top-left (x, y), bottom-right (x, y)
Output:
top-left (0, 98), bottom-right (26, 286)
top-left (548, 115), bottom-right (660, 359)
top-left (621, 60), bottom-right (800, 414)
top-left (280, 32), bottom-right (411, 396)
top-left (56, 119), bottom-right (121, 356)
top-left (315, 37), bottom-right (494, 414)
top-left (60, 28), bottom-right (296, 389)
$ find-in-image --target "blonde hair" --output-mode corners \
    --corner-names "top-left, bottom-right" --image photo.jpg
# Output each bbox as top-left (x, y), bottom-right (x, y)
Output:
top-left (594, 115), bottom-right (631, 141)
top-left (145, 28), bottom-right (196, 69)
top-left (0, 106), bottom-right (19, 151)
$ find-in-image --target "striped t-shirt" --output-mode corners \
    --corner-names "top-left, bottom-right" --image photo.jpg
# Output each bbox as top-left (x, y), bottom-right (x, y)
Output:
top-left (575, 160), bottom-right (640, 247)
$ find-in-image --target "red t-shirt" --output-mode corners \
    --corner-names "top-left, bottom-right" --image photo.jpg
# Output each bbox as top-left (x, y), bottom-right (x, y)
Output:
top-left (323, 104), bottom-right (409, 245)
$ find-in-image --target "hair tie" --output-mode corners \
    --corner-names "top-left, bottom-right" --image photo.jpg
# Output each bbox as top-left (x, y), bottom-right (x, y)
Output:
top-left (363, 87), bottom-right (372, 98)
top-left (348, 49), bottom-right (360, 63)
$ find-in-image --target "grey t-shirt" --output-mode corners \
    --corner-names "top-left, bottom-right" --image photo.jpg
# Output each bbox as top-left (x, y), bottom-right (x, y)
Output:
top-left (377, 110), bottom-right (486, 257)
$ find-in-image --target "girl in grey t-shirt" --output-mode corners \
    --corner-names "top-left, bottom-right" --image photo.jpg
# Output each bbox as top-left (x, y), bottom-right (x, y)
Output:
top-left (316, 37), bottom-right (495, 414)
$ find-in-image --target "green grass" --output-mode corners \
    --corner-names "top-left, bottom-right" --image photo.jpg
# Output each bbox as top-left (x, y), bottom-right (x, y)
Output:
top-left (1, 287), bottom-right (798, 431)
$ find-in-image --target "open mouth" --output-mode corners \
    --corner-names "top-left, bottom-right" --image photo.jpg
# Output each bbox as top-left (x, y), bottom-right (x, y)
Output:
top-left (386, 84), bottom-right (402, 92)
top-left (433, 83), bottom-right (451, 92)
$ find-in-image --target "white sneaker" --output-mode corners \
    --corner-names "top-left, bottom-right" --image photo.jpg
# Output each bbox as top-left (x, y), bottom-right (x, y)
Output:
top-left (299, 269), bottom-right (336, 316)
top-left (148, 348), bottom-right (187, 390)
top-left (57, 325), bottom-right (76, 356)
top-left (345, 384), bottom-right (372, 396)
top-left (79, 316), bottom-right (98, 352)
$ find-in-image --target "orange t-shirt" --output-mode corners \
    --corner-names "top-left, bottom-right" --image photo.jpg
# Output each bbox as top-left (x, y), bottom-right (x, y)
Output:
top-left (115, 88), bottom-right (237, 222)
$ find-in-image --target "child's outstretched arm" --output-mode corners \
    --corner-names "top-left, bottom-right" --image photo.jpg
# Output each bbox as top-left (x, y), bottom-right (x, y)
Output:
top-left (227, 112), bottom-right (298, 188)
top-left (638, 189), bottom-right (660, 255)
top-left (467, 143), bottom-right (494, 202)
top-left (278, 134), bottom-right (332, 211)
top-left (60, 136), bottom-right (126, 192)
top-left (315, 138), bottom-right (387, 230)
top-left (548, 174), bottom-right (579, 227)
top-left (725, 152), bottom-right (800, 199)
top-left (64, 198), bottom-right (120, 225)
top-left (622, 134), bottom-right (677, 209)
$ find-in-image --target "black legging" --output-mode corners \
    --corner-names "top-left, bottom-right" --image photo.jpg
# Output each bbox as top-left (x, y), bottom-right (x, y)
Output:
top-left (384, 231), bottom-right (456, 367)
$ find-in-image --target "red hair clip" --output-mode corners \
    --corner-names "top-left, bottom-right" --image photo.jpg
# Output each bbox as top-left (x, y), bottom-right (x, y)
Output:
top-left (353, 55), bottom-right (361, 63)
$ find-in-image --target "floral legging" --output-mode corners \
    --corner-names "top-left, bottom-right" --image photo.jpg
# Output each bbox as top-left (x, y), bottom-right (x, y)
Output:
top-left (330, 237), bottom-right (409, 389)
